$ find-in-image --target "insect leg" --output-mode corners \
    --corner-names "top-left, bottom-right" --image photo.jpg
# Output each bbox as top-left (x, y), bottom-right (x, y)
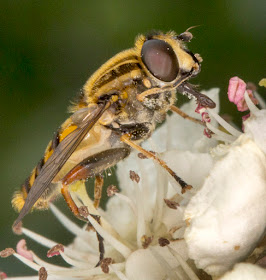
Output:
top-left (60, 148), bottom-right (130, 265)
top-left (61, 182), bottom-right (82, 219)
top-left (61, 147), bottom-right (130, 216)
top-left (120, 134), bottom-right (192, 193)
top-left (170, 105), bottom-right (205, 126)
top-left (94, 175), bottom-right (104, 209)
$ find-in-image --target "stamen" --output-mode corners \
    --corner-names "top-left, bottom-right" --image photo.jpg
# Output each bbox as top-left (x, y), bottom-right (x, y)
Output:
top-left (167, 246), bottom-right (200, 280)
top-left (149, 247), bottom-right (180, 279)
top-left (254, 91), bottom-right (266, 109)
top-left (32, 252), bottom-right (69, 271)
top-left (68, 182), bottom-right (98, 215)
top-left (71, 183), bottom-right (122, 238)
top-left (13, 253), bottom-right (41, 271)
top-left (47, 244), bottom-right (93, 268)
top-left (22, 228), bottom-right (56, 249)
top-left (207, 109), bottom-right (242, 138)
top-left (134, 180), bottom-right (147, 249)
top-left (152, 164), bottom-right (168, 232)
top-left (22, 227), bottom-right (89, 261)
top-left (129, 170), bottom-right (140, 183)
top-left (137, 157), bottom-right (158, 232)
top-left (60, 251), bottom-right (95, 268)
top-left (69, 191), bottom-right (83, 209)
top-left (48, 267), bottom-right (103, 277)
top-left (38, 267), bottom-right (47, 280)
top-left (6, 277), bottom-right (39, 280)
top-left (47, 244), bottom-right (64, 258)
top-left (0, 248), bottom-right (15, 258)
top-left (85, 212), bottom-right (132, 259)
top-left (244, 91), bottom-right (260, 114)
top-left (158, 238), bottom-right (170, 247)
top-left (164, 199), bottom-right (179, 210)
top-left (107, 185), bottom-right (118, 196)
top-left (49, 263), bottom-right (124, 277)
top-left (109, 264), bottom-right (128, 280)
top-left (206, 123), bottom-right (237, 143)
top-left (49, 204), bottom-right (92, 244)
top-left (211, 133), bottom-right (236, 143)
top-left (100, 257), bottom-right (112, 273)
top-left (115, 193), bottom-right (137, 216)
top-left (141, 235), bottom-right (153, 249)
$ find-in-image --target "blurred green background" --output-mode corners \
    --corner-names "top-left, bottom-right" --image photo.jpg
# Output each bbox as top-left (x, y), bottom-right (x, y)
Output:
top-left (0, 0), bottom-right (265, 276)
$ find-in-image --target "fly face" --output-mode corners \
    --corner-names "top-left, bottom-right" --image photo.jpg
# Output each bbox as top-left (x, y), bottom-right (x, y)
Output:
top-left (130, 31), bottom-right (214, 113)
top-left (140, 31), bottom-right (201, 85)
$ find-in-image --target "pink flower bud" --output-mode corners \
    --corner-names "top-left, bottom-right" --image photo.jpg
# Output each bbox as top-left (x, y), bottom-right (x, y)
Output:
top-left (228, 77), bottom-right (258, 112)
top-left (16, 239), bottom-right (33, 262)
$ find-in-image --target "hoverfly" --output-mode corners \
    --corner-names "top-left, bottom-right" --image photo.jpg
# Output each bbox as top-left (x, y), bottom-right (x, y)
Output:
top-left (13, 30), bottom-right (215, 226)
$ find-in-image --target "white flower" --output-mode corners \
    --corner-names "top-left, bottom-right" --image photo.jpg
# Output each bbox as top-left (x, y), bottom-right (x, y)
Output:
top-left (1, 84), bottom-right (265, 279)
top-left (219, 263), bottom-right (266, 280)
top-left (184, 133), bottom-right (266, 276)
top-left (184, 80), bottom-right (266, 277)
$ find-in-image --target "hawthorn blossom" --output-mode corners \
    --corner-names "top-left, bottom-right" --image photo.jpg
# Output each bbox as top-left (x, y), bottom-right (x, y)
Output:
top-left (1, 79), bottom-right (265, 279)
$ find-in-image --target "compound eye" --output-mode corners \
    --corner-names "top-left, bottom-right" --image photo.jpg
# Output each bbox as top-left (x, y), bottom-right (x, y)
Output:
top-left (141, 39), bottom-right (179, 82)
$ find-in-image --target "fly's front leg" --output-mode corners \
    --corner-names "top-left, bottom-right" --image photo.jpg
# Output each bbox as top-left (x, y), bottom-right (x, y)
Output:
top-left (120, 134), bottom-right (192, 193)
top-left (170, 105), bottom-right (205, 126)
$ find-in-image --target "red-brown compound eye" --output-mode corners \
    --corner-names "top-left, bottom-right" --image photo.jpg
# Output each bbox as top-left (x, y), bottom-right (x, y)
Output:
top-left (141, 39), bottom-right (179, 82)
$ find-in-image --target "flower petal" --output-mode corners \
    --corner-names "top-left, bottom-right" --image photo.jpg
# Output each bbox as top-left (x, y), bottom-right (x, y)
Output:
top-left (125, 249), bottom-right (166, 280)
top-left (184, 136), bottom-right (266, 276)
top-left (219, 263), bottom-right (266, 280)
top-left (244, 109), bottom-right (266, 155)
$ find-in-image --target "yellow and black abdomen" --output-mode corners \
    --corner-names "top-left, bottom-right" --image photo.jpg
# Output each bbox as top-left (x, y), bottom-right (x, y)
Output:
top-left (12, 119), bottom-right (79, 212)
top-left (11, 113), bottom-right (116, 213)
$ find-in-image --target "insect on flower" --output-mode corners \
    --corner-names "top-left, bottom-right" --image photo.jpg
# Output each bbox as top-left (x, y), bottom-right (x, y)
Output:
top-left (12, 29), bottom-right (216, 226)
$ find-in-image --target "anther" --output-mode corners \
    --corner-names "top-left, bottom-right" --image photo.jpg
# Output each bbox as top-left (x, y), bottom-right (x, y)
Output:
top-left (141, 235), bottom-right (153, 249)
top-left (107, 185), bottom-right (118, 197)
top-left (100, 258), bottom-right (113, 274)
top-left (164, 199), bottom-right (179, 209)
top-left (129, 170), bottom-right (140, 183)
top-left (12, 221), bottom-right (23, 235)
top-left (38, 267), bottom-right (48, 280)
top-left (47, 244), bottom-right (64, 258)
top-left (158, 237), bottom-right (170, 247)
top-left (78, 206), bottom-right (89, 219)
top-left (0, 248), bottom-right (15, 258)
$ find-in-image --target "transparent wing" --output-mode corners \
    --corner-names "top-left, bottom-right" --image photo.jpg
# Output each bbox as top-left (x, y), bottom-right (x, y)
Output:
top-left (14, 101), bottom-right (110, 226)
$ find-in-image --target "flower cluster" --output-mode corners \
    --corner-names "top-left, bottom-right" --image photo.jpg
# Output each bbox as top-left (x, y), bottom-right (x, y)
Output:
top-left (1, 77), bottom-right (265, 279)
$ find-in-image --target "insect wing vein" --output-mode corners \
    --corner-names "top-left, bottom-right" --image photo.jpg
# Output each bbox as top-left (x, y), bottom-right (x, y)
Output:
top-left (14, 102), bottom-right (110, 226)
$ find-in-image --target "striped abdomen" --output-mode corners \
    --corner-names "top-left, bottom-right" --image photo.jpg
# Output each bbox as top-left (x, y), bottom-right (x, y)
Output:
top-left (12, 119), bottom-right (78, 212)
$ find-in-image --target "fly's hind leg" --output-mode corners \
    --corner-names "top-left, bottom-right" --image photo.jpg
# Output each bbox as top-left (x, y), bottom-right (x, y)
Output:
top-left (61, 181), bottom-right (83, 219)
top-left (94, 175), bottom-right (104, 209)
top-left (60, 147), bottom-right (130, 266)
top-left (61, 147), bottom-right (131, 219)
